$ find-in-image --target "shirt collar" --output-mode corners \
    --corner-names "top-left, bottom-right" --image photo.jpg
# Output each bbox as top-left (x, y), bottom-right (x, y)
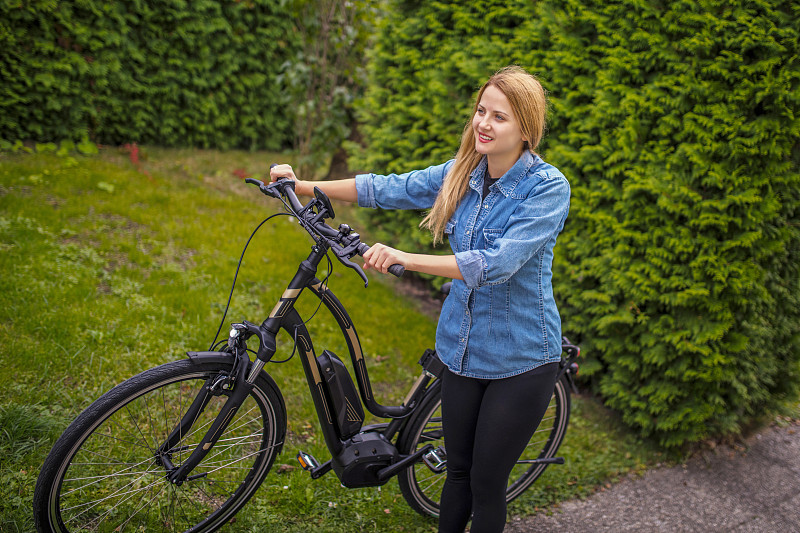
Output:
top-left (469, 157), bottom-right (489, 191)
top-left (469, 151), bottom-right (536, 197)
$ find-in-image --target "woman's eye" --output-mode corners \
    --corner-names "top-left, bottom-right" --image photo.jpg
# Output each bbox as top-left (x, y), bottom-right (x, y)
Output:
top-left (495, 114), bottom-right (505, 121)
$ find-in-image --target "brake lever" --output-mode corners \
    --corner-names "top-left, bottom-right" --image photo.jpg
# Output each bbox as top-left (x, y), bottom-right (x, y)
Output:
top-left (244, 177), bottom-right (278, 199)
top-left (328, 240), bottom-right (369, 287)
top-left (337, 255), bottom-right (369, 287)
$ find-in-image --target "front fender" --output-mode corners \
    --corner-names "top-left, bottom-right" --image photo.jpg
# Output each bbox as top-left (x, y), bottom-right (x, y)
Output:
top-left (186, 350), bottom-right (235, 365)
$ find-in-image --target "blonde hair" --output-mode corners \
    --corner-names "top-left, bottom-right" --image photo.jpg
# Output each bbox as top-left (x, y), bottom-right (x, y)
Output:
top-left (421, 66), bottom-right (547, 244)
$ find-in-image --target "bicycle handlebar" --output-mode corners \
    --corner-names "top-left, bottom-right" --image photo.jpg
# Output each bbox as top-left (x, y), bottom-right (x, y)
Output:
top-left (245, 176), bottom-right (405, 283)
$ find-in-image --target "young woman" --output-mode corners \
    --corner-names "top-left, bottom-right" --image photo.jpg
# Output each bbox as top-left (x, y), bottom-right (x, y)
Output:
top-left (270, 65), bottom-right (570, 533)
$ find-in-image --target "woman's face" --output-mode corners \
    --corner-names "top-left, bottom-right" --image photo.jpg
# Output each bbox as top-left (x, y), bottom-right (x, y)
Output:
top-left (472, 85), bottom-right (526, 166)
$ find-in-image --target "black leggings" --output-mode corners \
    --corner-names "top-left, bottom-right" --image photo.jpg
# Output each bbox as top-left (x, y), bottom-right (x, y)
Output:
top-left (438, 362), bottom-right (559, 533)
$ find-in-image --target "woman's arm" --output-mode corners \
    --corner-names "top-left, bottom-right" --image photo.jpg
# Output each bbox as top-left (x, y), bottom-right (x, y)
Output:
top-left (270, 164), bottom-right (460, 279)
top-left (363, 244), bottom-right (464, 280)
top-left (269, 164), bottom-right (357, 202)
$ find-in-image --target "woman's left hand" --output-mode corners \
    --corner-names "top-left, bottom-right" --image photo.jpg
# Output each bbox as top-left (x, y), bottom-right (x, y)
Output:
top-left (362, 243), bottom-right (410, 274)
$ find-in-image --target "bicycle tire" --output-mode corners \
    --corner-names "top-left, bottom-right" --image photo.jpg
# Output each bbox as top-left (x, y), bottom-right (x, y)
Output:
top-left (396, 376), bottom-right (571, 517)
top-left (33, 359), bottom-right (286, 533)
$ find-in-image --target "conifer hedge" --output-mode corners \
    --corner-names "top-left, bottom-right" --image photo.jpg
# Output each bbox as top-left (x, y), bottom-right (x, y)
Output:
top-left (355, 0), bottom-right (800, 446)
top-left (1, 0), bottom-right (298, 149)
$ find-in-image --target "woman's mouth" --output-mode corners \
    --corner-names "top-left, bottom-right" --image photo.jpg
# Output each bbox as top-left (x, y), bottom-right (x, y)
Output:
top-left (477, 132), bottom-right (493, 143)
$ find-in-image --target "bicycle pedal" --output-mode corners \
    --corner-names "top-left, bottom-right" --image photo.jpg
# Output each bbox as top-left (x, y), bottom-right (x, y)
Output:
top-left (297, 451), bottom-right (320, 471)
top-left (422, 446), bottom-right (447, 473)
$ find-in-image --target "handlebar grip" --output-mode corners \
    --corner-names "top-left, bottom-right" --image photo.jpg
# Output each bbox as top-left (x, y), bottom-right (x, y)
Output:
top-left (387, 264), bottom-right (405, 277)
top-left (358, 243), bottom-right (405, 278)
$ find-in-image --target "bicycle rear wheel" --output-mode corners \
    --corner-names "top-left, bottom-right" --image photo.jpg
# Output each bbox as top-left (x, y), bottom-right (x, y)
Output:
top-left (397, 376), bottom-right (571, 517)
top-left (33, 359), bottom-right (286, 533)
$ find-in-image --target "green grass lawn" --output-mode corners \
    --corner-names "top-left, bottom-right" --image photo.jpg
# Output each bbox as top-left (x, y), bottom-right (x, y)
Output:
top-left (0, 146), bottom-right (666, 532)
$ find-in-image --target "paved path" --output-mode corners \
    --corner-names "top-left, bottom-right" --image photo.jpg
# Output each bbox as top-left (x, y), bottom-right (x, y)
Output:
top-left (506, 421), bottom-right (800, 533)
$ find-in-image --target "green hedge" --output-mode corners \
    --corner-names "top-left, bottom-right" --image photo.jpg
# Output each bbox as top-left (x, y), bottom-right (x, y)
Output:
top-left (1, 0), bottom-right (298, 149)
top-left (354, 0), bottom-right (800, 446)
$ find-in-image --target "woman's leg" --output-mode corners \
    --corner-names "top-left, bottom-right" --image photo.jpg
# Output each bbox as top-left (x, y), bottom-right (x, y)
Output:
top-left (438, 369), bottom-right (485, 533)
top-left (437, 363), bottom-right (558, 532)
top-left (468, 362), bottom-right (559, 533)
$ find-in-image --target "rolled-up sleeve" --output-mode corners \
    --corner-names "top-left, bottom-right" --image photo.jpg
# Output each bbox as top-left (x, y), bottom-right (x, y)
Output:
top-left (454, 249), bottom-right (485, 288)
top-left (355, 160), bottom-right (453, 210)
top-left (456, 175), bottom-right (570, 289)
top-left (355, 173), bottom-right (376, 208)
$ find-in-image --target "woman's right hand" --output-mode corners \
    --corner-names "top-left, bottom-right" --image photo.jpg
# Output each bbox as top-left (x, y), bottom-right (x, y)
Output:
top-left (270, 164), bottom-right (358, 202)
top-left (269, 163), bottom-right (297, 184)
top-left (270, 163), bottom-right (311, 196)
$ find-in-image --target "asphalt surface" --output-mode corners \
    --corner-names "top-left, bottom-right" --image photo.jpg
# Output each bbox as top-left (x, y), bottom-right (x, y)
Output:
top-left (505, 421), bottom-right (800, 533)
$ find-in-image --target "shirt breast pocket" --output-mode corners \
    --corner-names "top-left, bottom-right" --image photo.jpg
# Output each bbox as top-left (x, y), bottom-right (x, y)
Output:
top-left (483, 228), bottom-right (502, 249)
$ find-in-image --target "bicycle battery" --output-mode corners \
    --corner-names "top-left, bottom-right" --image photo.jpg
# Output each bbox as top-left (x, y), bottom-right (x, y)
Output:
top-left (317, 350), bottom-right (365, 440)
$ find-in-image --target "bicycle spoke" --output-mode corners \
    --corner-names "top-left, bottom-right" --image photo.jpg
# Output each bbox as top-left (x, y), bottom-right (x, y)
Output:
top-left (88, 427), bottom-right (160, 451)
top-left (63, 467), bottom-right (162, 484)
top-left (70, 446), bottom-right (154, 468)
top-left (201, 431), bottom-right (265, 462)
top-left (141, 387), bottom-right (160, 451)
top-left (185, 477), bottom-right (229, 509)
top-left (64, 475), bottom-right (166, 526)
top-left (61, 450), bottom-right (162, 498)
top-left (190, 442), bottom-right (280, 479)
top-left (165, 403), bottom-right (262, 457)
top-left (100, 478), bottom-right (168, 532)
top-left (99, 416), bottom-right (159, 453)
top-left (413, 469), bottom-right (446, 494)
top-left (62, 469), bottom-right (162, 515)
top-left (124, 403), bottom-right (158, 455)
top-left (173, 484), bottom-right (202, 530)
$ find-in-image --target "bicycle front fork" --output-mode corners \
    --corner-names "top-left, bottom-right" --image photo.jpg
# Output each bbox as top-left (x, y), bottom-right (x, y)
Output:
top-left (160, 344), bottom-right (254, 485)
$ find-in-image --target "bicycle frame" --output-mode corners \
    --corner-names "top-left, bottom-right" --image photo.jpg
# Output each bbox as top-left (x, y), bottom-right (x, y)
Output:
top-left (170, 238), bottom-right (441, 488)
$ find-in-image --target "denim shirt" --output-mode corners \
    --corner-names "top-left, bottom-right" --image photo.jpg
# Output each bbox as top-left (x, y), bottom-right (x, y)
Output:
top-left (355, 151), bottom-right (570, 379)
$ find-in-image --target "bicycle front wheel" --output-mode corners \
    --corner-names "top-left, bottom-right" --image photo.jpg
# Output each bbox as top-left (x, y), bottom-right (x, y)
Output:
top-left (397, 376), bottom-right (571, 517)
top-left (33, 358), bottom-right (286, 533)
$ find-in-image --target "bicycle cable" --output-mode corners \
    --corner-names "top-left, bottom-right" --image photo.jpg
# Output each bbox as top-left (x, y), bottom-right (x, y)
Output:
top-left (208, 195), bottom-right (338, 365)
top-left (209, 212), bottom-right (292, 350)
